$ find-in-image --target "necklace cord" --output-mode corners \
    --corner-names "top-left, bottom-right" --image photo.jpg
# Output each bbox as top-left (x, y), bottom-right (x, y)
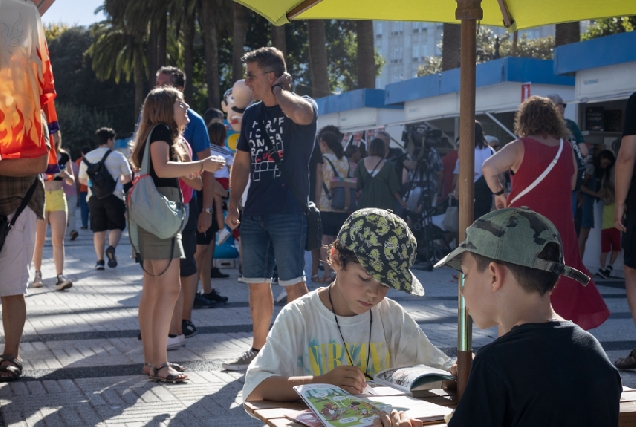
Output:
top-left (328, 284), bottom-right (373, 380)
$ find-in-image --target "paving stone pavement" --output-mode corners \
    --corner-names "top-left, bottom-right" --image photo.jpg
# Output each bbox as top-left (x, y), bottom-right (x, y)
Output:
top-left (1, 226), bottom-right (635, 426)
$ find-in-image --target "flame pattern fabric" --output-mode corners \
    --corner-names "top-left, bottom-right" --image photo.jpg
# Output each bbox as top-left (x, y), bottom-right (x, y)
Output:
top-left (0, 0), bottom-right (57, 160)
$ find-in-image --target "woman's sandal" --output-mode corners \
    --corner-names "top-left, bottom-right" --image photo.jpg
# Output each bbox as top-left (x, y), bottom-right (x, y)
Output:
top-left (149, 362), bottom-right (188, 383)
top-left (0, 354), bottom-right (23, 383)
top-left (143, 362), bottom-right (185, 376)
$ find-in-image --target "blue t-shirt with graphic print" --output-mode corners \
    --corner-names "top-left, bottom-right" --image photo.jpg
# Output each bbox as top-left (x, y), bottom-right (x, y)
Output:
top-left (237, 97), bottom-right (317, 216)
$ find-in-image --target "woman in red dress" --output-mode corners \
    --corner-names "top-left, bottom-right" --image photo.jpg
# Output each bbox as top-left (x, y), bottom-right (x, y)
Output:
top-left (482, 96), bottom-right (609, 330)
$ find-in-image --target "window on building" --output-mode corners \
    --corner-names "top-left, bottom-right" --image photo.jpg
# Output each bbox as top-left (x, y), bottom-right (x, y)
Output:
top-left (413, 22), bottom-right (420, 32)
top-left (421, 45), bottom-right (428, 57)
top-left (412, 44), bottom-right (419, 59)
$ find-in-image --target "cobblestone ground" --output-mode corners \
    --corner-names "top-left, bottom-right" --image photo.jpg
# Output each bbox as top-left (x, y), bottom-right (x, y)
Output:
top-left (0, 226), bottom-right (634, 426)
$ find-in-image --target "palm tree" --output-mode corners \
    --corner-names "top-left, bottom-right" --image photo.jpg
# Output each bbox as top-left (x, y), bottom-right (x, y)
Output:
top-left (308, 21), bottom-right (329, 98)
top-left (271, 24), bottom-right (287, 56)
top-left (182, 1), bottom-right (197, 104)
top-left (199, 0), bottom-right (219, 108)
top-left (442, 23), bottom-right (461, 71)
top-left (356, 20), bottom-right (375, 89)
top-left (555, 22), bottom-right (580, 46)
top-left (233, 3), bottom-right (249, 82)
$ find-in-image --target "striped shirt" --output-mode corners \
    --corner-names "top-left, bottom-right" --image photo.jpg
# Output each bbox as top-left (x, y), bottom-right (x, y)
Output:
top-left (211, 145), bottom-right (234, 179)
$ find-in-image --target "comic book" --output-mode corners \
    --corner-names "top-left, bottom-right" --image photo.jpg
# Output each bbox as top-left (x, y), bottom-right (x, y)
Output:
top-left (293, 383), bottom-right (452, 427)
top-left (370, 364), bottom-right (455, 394)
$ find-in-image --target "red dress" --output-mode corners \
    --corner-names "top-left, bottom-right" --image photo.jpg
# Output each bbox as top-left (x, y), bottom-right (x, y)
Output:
top-left (508, 138), bottom-right (609, 330)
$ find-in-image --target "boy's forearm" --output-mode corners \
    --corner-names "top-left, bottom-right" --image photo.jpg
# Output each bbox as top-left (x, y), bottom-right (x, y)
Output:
top-left (247, 375), bottom-right (318, 402)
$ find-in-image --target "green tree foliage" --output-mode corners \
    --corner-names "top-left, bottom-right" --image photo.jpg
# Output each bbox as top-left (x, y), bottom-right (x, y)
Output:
top-left (417, 27), bottom-right (554, 77)
top-left (56, 103), bottom-right (113, 159)
top-left (581, 17), bottom-right (636, 40)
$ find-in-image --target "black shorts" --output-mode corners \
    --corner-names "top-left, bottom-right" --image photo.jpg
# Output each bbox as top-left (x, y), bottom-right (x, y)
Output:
top-left (195, 197), bottom-right (219, 246)
top-left (321, 211), bottom-right (350, 236)
top-left (624, 209), bottom-right (636, 270)
top-left (180, 199), bottom-right (199, 277)
top-left (88, 194), bottom-right (126, 232)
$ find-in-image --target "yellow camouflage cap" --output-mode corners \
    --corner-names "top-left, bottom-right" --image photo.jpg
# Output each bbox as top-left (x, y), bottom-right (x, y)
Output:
top-left (337, 208), bottom-right (425, 296)
top-left (434, 207), bottom-right (590, 285)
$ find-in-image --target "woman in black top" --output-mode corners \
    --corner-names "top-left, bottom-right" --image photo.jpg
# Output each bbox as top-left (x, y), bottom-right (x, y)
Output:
top-left (32, 131), bottom-right (74, 291)
top-left (129, 87), bottom-right (224, 383)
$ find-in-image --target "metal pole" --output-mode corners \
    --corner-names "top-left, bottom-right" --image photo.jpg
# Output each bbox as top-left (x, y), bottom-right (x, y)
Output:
top-left (455, 0), bottom-right (482, 401)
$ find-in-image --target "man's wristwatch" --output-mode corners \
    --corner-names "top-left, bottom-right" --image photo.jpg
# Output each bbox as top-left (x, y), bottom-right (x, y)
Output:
top-left (493, 188), bottom-right (505, 196)
top-left (271, 83), bottom-right (285, 93)
top-left (202, 207), bottom-right (213, 215)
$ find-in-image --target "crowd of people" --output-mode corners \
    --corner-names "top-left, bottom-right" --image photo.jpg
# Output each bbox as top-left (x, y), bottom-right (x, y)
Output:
top-left (2, 3), bottom-right (636, 423)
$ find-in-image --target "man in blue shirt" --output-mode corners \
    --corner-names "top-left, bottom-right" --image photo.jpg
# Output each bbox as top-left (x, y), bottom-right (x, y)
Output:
top-left (224, 47), bottom-right (318, 371)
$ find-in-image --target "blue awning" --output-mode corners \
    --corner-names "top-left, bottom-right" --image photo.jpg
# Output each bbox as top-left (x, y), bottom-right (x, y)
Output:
top-left (316, 89), bottom-right (402, 116)
top-left (554, 31), bottom-right (636, 75)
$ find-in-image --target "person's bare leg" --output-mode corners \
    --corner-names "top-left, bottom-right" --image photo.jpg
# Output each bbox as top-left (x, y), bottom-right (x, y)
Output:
top-left (138, 264), bottom-right (157, 373)
top-left (170, 279), bottom-right (184, 335)
top-left (0, 295), bottom-right (26, 379)
top-left (249, 282), bottom-right (274, 350)
top-left (609, 250), bottom-right (620, 267)
top-left (200, 242), bottom-right (214, 294)
top-left (94, 231), bottom-right (106, 261)
top-left (108, 229), bottom-right (122, 248)
top-left (48, 210), bottom-right (67, 275)
top-left (600, 252), bottom-right (608, 269)
top-left (32, 218), bottom-right (47, 271)
top-left (285, 281), bottom-right (309, 302)
top-left (578, 228), bottom-right (590, 258)
top-left (311, 248), bottom-right (320, 278)
top-left (181, 273), bottom-right (198, 321)
top-left (625, 266), bottom-right (636, 327)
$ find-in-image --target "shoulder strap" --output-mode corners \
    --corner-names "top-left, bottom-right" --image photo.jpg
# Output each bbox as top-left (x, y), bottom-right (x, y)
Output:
top-left (323, 156), bottom-right (340, 179)
top-left (255, 115), bottom-right (309, 214)
top-left (100, 149), bottom-right (112, 163)
top-left (509, 138), bottom-right (563, 205)
top-left (8, 177), bottom-right (39, 230)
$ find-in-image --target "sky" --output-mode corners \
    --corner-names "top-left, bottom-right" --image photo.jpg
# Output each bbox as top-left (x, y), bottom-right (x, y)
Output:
top-left (41, 0), bottom-right (105, 27)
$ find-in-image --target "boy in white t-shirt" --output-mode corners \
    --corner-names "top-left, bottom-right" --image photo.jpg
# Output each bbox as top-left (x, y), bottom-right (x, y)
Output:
top-left (242, 208), bottom-right (453, 402)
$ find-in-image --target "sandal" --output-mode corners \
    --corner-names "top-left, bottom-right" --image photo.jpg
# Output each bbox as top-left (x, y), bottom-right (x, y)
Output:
top-left (149, 362), bottom-right (188, 383)
top-left (143, 362), bottom-right (185, 376)
top-left (0, 354), bottom-right (23, 383)
top-left (315, 273), bottom-right (336, 283)
top-left (615, 350), bottom-right (636, 370)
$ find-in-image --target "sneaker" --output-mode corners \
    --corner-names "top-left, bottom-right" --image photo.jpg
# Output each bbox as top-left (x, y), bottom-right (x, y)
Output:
top-left (182, 320), bottom-right (198, 338)
top-left (595, 268), bottom-right (608, 279)
top-left (193, 293), bottom-right (216, 308)
top-left (221, 349), bottom-right (259, 371)
top-left (210, 267), bottom-right (230, 279)
top-left (275, 287), bottom-right (287, 303)
top-left (204, 288), bottom-right (228, 304)
top-left (69, 230), bottom-right (78, 241)
top-left (167, 334), bottom-right (185, 350)
top-left (32, 271), bottom-right (43, 288)
top-left (105, 246), bottom-right (118, 268)
top-left (55, 274), bottom-right (72, 291)
top-left (216, 228), bottom-right (232, 246)
top-left (95, 260), bottom-right (105, 270)
top-left (80, 226), bottom-right (88, 230)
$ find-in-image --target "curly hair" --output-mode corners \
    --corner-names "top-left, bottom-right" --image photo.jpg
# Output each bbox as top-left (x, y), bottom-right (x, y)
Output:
top-left (514, 96), bottom-right (568, 140)
top-left (327, 239), bottom-right (359, 271)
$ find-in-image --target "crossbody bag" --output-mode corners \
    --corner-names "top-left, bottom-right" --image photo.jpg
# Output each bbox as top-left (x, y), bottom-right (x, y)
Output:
top-left (321, 156), bottom-right (357, 212)
top-left (0, 177), bottom-right (39, 253)
top-left (509, 138), bottom-right (563, 205)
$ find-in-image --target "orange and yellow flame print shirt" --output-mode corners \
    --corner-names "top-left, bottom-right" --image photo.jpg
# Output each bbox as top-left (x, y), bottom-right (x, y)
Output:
top-left (0, 0), bottom-right (57, 160)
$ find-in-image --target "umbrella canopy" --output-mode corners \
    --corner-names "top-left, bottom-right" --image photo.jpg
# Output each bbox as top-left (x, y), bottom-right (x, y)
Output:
top-left (31, 0), bottom-right (56, 15)
top-left (236, 0), bottom-right (636, 29)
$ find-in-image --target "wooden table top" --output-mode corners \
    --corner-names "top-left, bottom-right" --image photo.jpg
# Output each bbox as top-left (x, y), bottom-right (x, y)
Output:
top-left (245, 387), bottom-right (636, 427)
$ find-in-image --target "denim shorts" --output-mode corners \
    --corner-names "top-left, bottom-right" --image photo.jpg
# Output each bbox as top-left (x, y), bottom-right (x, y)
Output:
top-left (240, 213), bottom-right (307, 286)
top-left (581, 194), bottom-right (595, 229)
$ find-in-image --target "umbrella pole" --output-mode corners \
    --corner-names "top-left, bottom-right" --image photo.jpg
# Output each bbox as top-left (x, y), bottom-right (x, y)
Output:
top-left (455, 0), bottom-right (482, 401)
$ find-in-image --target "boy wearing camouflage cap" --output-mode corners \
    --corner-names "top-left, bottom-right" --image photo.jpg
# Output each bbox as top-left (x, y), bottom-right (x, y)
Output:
top-left (434, 207), bottom-right (621, 427)
top-left (242, 208), bottom-right (452, 403)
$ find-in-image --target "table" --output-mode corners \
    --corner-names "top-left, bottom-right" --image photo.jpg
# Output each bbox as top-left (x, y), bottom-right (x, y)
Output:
top-left (245, 388), bottom-right (636, 427)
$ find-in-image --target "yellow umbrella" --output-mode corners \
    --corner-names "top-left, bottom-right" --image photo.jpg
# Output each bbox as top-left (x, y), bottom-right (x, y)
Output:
top-left (234, 0), bottom-right (636, 398)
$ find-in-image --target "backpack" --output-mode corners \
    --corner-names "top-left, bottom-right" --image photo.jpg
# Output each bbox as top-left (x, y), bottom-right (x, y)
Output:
top-left (83, 150), bottom-right (117, 199)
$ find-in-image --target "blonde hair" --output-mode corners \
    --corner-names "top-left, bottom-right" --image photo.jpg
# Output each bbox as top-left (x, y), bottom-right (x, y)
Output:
top-left (130, 87), bottom-right (188, 169)
top-left (514, 96), bottom-right (568, 140)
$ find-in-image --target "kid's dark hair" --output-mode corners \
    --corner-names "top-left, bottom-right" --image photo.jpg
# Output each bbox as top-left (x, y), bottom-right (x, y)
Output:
top-left (157, 66), bottom-right (186, 89)
top-left (95, 127), bottom-right (116, 146)
top-left (474, 120), bottom-right (487, 150)
top-left (369, 138), bottom-right (386, 157)
top-left (207, 121), bottom-right (227, 147)
top-left (594, 149), bottom-right (616, 181)
top-left (321, 131), bottom-right (345, 159)
top-left (327, 239), bottom-right (359, 271)
top-left (471, 242), bottom-right (561, 296)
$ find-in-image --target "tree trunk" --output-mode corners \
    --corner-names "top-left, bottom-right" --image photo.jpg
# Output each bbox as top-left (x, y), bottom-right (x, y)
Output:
top-left (183, 6), bottom-right (196, 105)
top-left (147, 23), bottom-right (158, 81)
top-left (271, 24), bottom-right (287, 56)
top-left (201, 0), bottom-right (220, 108)
top-left (356, 20), bottom-right (375, 89)
top-left (307, 21), bottom-right (330, 98)
top-left (442, 23), bottom-right (461, 71)
top-left (555, 22), bottom-right (580, 47)
top-left (232, 3), bottom-right (249, 82)
top-left (157, 14), bottom-right (168, 68)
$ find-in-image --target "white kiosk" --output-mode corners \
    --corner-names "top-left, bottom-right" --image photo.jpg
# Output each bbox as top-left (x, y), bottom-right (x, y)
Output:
top-left (554, 31), bottom-right (636, 277)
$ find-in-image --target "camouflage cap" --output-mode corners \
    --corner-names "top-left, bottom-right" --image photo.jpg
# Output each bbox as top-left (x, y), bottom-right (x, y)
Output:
top-left (337, 208), bottom-right (425, 296)
top-left (434, 207), bottom-right (590, 285)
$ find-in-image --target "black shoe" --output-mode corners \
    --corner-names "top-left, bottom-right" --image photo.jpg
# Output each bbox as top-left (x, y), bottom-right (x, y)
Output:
top-left (69, 230), bottom-right (78, 241)
top-left (182, 319), bottom-right (198, 338)
top-left (106, 246), bottom-right (118, 268)
top-left (210, 267), bottom-right (229, 279)
top-left (193, 293), bottom-right (216, 308)
top-left (95, 260), bottom-right (105, 270)
top-left (204, 288), bottom-right (228, 304)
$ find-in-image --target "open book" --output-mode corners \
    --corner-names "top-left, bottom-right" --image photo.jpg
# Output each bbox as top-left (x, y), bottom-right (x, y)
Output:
top-left (293, 383), bottom-right (453, 427)
top-left (369, 364), bottom-right (455, 395)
